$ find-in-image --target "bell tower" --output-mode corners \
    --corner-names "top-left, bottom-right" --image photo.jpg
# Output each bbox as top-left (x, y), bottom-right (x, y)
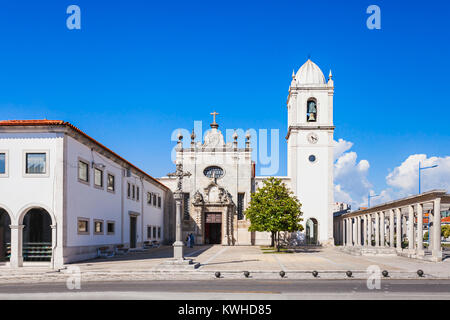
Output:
top-left (286, 59), bottom-right (335, 245)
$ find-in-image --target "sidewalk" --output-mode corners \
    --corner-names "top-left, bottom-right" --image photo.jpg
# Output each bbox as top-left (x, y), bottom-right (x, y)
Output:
top-left (0, 245), bottom-right (449, 283)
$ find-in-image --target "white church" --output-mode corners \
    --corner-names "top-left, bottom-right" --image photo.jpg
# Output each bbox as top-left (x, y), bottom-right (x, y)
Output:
top-left (0, 59), bottom-right (335, 268)
top-left (160, 59), bottom-right (335, 247)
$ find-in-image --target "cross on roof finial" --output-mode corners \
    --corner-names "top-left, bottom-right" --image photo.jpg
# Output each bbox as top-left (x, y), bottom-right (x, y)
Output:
top-left (210, 111), bottom-right (219, 124)
top-left (307, 54), bottom-right (311, 60)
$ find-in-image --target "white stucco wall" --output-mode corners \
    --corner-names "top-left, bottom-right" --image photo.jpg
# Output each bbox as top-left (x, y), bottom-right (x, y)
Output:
top-left (65, 135), bottom-right (166, 259)
top-left (0, 131), bottom-right (64, 267)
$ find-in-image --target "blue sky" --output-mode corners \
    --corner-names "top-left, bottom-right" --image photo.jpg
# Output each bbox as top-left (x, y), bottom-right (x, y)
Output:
top-left (0, 0), bottom-right (449, 207)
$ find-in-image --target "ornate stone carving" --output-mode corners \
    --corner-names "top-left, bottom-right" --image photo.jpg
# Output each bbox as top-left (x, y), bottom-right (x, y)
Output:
top-left (192, 191), bottom-right (204, 205)
top-left (203, 181), bottom-right (234, 205)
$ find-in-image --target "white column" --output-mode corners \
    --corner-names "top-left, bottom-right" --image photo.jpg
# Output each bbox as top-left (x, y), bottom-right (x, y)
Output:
top-left (350, 218), bottom-right (354, 246)
top-left (367, 214), bottom-right (373, 247)
top-left (363, 215), bottom-right (368, 247)
top-left (356, 216), bottom-right (361, 246)
top-left (389, 209), bottom-right (395, 248)
top-left (396, 208), bottom-right (402, 251)
top-left (9, 224), bottom-right (24, 268)
top-left (408, 205), bottom-right (415, 252)
top-left (402, 215), bottom-right (407, 238)
top-left (375, 212), bottom-right (380, 247)
top-left (380, 211), bottom-right (385, 247)
top-left (173, 192), bottom-right (184, 260)
top-left (342, 219), bottom-right (346, 246)
top-left (346, 218), bottom-right (350, 246)
top-left (417, 203), bottom-right (424, 256)
top-left (432, 198), bottom-right (442, 261)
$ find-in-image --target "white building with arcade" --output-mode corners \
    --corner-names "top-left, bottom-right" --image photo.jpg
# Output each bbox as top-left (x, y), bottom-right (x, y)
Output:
top-left (0, 120), bottom-right (170, 268)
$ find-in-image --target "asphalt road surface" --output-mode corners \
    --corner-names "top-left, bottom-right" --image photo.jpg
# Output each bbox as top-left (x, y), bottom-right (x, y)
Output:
top-left (0, 279), bottom-right (449, 299)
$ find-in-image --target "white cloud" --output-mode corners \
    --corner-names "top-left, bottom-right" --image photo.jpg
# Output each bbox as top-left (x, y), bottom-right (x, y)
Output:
top-left (333, 145), bottom-right (450, 211)
top-left (334, 138), bottom-right (353, 161)
top-left (386, 154), bottom-right (450, 196)
top-left (333, 139), bottom-right (372, 209)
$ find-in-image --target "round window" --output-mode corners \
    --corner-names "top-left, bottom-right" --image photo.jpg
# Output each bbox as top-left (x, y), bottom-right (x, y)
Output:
top-left (203, 166), bottom-right (224, 178)
top-left (308, 155), bottom-right (317, 163)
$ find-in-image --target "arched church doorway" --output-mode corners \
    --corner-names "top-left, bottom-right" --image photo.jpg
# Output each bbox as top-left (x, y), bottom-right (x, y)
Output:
top-left (306, 218), bottom-right (318, 245)
top-left (0, 209), bottom-right (11, 262)
top-left (22, 208), bottom-right (52, 261)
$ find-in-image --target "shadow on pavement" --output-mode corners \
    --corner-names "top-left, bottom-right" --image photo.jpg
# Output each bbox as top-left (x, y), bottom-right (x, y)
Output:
top-left (70, 245), bottom-right (213, 266)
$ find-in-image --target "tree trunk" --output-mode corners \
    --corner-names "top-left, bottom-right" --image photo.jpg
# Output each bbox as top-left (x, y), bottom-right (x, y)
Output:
top-left (277, 231), bottom-right (280, 252)
top-left (271, 231), bottom-right (275, 247)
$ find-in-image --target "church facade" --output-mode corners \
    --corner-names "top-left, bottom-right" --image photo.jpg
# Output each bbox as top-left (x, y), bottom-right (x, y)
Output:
top-left (160, 59), bottom-right (335, 246)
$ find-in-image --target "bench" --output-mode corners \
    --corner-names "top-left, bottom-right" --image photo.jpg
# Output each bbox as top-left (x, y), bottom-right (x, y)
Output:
top-left (114, 245), bottom-right (129, 255)
top-left (144, 240), bottom-right (160, 249)
top-left (97, 246), bottom-right (115, 258)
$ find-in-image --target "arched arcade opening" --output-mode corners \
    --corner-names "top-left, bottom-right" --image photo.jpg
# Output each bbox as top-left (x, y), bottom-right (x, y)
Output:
top-left (0, 209), bottom-right (11, 262)
top-left (22, 208), bottom-right (52, 261)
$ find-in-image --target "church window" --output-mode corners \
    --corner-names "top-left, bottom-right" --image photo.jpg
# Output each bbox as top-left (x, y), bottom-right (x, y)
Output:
top-left (307, 99), bottom-right (317, 122)
top-left (132, 184), bottom-right (135, 199)
top-left (127, 183), bottom-right (131, 198)
top-left (158, 227), bottom-right (161, 239)
top-left (308, 155), bottom-right (317, 163)
top-left (158, 196), bottom-right (162, 208)
top-left (137, 186), bottom-right (140, 201)
top-left (203, 166), bottom-right (224, 179)
top-left (153, 194), bottom-right (157, 206)
top-left (153, 226), bottom-right (157, 238)
top-left (183, 193), bottom-right (190, 220)
top-left (238, 193), bottom-right (245, 220)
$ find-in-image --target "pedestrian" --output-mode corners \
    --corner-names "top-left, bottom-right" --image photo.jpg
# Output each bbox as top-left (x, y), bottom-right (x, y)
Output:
top-left (190, 233), bottom-right (195, 248)
top-left (185, 234), bottom-right (190, 247)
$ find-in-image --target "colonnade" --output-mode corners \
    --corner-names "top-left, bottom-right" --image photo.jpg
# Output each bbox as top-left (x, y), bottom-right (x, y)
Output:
top-left (336, 191), bottom-right (449, 262)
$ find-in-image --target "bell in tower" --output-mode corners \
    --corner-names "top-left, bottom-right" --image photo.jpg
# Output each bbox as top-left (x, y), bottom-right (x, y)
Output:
top-left (307, 100), bottom-right (317, 122)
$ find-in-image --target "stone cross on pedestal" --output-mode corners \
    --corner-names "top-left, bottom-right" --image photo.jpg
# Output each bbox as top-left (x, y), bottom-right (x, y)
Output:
top-left (167, 163), bottom-right (191, 260)
top-left (168, 163), bottom-right (191, 192)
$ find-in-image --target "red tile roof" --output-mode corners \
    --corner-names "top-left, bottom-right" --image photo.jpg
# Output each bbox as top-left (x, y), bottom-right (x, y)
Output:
top-left (0, 120), bottom-right (66, 126)
top-left (0, 119), bottom-right (169, 190)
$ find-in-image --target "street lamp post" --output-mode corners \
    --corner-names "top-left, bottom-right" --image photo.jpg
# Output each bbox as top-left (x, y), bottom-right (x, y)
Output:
top-left (368, 192), bottom-right (380, 208)
top-left (419, 162), bottom-right (438, 195)
top-left (418, 161), bottom-right (438, 249)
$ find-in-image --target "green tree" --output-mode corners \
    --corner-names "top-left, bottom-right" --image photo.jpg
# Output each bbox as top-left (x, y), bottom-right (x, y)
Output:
top-left (442, 225), bottom-right (450, 239)
top-left (244, 177), bottom-right (303, 251)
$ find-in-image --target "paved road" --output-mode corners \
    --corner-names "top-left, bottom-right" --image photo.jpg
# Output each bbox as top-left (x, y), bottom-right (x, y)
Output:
top-left (0, 279), bottom-right (449, 299)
